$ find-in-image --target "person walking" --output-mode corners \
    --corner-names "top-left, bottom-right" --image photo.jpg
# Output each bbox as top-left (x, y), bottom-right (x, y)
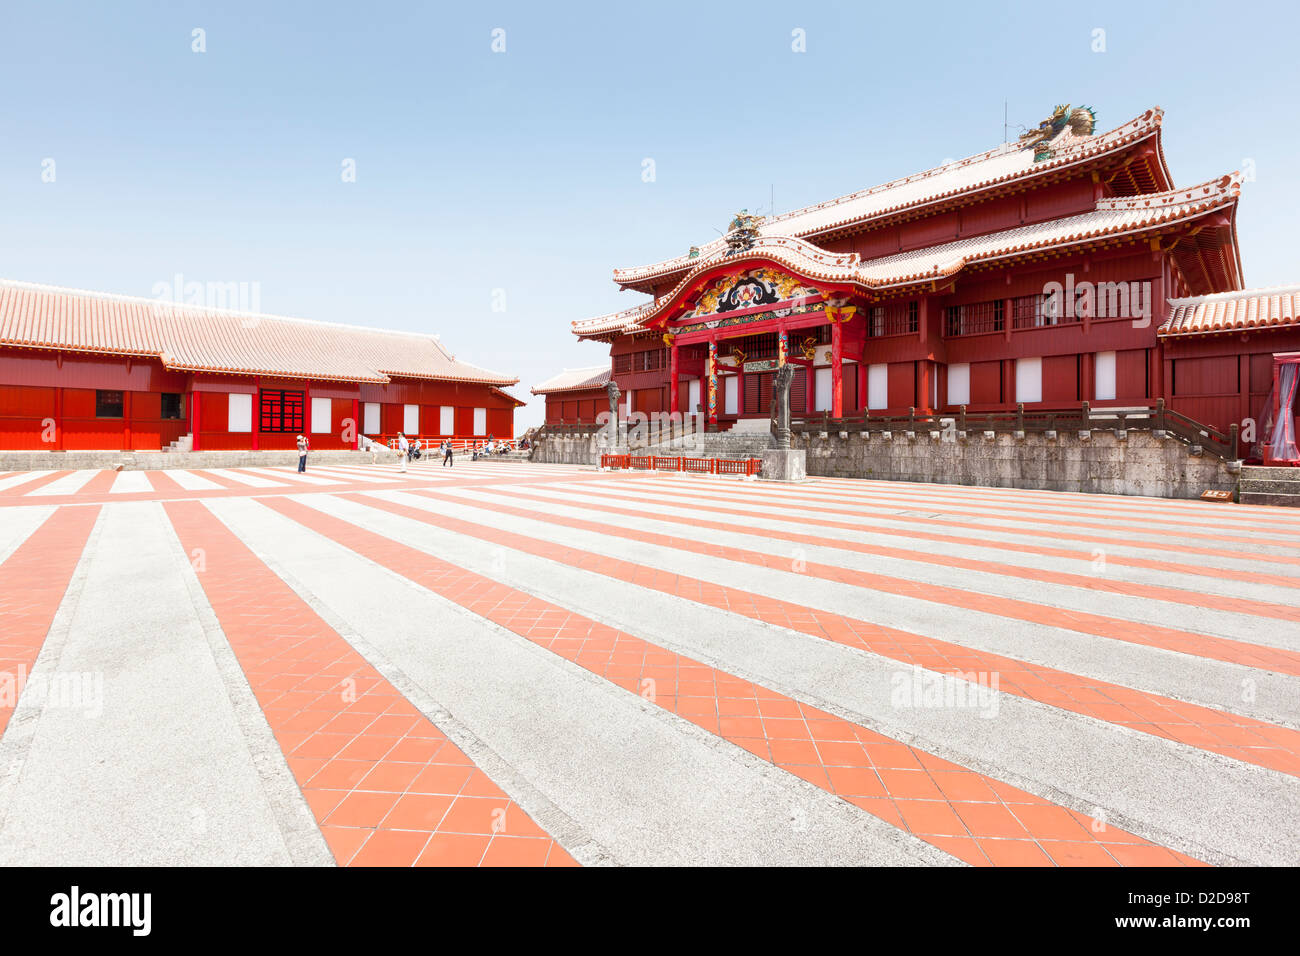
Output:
top-left (397, 432), bottom-right (409, 473)
top-left (296, 434), bottom-right (309, 472)
top-left (443, 440), bottom-right (453, 467)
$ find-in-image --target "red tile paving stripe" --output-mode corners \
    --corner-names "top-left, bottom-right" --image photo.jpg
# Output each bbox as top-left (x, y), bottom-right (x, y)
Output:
top-left (189, 470), bottom-right (256, 490)
top-left (0, 467), bottom-right (607, 509)
top-left (0, 471), bottom-right (75, 498)
top-left (578, 481), bottom-right (1300, 591)
top-left (494, 486), bottom-right (1300, 624)
top-left (806, 474), bottom-right (1300, 532)
top-left (0, 468), bottom-right (608, 510)
top-left (658, 475), bottom-right (1300, 549)
top-left (0, 505), bottom-right (100, 736)
top-left (144, 470), bottom-right (188, 494)
top-left (415, 488), bottom-right (1300, 676)
top-left (263, 495), bottom-right (1202, 867)
top-left (160, 499), bottom-right (575, 868)
top-left (366, 489), bottom-right (1300, 779)
top-left (76, 470), bottom-right (121, 496)
top-left (604, 477), bottom-right (1300, 573)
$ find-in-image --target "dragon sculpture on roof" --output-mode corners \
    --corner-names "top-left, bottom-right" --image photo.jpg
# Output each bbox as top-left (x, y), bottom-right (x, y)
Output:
top-left (1019, 104), bottom-right (1097, 161)
top-left (724, 209), bottom-right (764, 255)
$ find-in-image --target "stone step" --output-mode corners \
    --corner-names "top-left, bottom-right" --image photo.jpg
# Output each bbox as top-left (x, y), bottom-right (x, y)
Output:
top-left (1237, 478), bottom-right (1300, 494)
top-left (1240, 466), bottom-right (1300, 481)
top-left (1239, 491), bottom-right (1300, 507)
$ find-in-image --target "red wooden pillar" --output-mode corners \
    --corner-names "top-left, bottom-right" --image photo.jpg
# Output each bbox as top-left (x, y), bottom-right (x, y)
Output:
top-left (1238, 354), bottom-right (1250, 457)
top-left (191, 389), bottom-right (202, 451)
top-left (1150, 347), bottom-right (1163, 405)
top-left (917, 361), bottom-right (933, 414)
top-left (669, 344), bottom-right (679, 415)
top-left (305, 381), bottom-right (313, 436)
top-left (352, 398), bottom-right (360, 449)
top-left (54, 389), bottom-right (64, 451)
top-left (830, 319), bottom-right (843, 418)
top-left (251, 381), bottom-right (260, 451)
top-left (123, 391), bottom-right (133, 451)
top-left (706, 340), bottom-right (717, 425)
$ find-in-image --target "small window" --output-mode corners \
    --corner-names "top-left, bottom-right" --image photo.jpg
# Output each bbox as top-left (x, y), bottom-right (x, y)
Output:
top-left (96, 390), bottom-right (124, 418)
top-left (160, 393), bottom-right (183, 420)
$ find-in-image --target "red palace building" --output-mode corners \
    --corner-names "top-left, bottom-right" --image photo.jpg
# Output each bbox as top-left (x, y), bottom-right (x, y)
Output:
top-left (0, 280), bottom-right (521, 453)
top-left (539, 106), bottom-right (1300, 465)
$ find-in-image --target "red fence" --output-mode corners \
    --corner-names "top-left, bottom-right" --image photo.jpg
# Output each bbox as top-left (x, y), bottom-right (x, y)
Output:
top-left (600, 454), bottom-right (761, 476)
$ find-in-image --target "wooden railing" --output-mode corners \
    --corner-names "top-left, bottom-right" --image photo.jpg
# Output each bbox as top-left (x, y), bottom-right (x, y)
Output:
top-left (790, 399), bottom-right (1240, 462)
top-left (601, 454), bottom-right (761, 476)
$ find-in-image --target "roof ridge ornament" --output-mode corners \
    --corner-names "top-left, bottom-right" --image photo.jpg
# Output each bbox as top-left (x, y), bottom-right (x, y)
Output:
top-left (1019, 104), bottom-right (1097, 162)
top-left (724, 209), bottom-right (765, 255)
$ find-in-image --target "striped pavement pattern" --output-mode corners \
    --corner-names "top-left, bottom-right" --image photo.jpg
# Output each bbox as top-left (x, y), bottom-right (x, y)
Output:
top-left (0, 459), bottom-right (1295, 866)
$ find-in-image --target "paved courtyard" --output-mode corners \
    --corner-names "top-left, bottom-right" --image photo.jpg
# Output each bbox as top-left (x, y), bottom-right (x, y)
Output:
top-left (0, 459), bottom-right (1296, 867)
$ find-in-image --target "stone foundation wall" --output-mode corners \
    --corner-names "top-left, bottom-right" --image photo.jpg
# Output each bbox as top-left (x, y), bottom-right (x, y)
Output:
top-left (532, 426), bottom-right (1238, 498)
top-left (530, 435), bottom-right (604, 466)
top-left (793, 427), bottom-right (1237, 498)
top-left (0, 448), bottom-right (399, 472)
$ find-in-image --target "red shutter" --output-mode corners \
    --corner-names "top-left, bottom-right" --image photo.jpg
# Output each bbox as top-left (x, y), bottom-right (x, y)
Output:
top-left (789, 367), bottom-right (807, 414)
top-left (744, 374), bottom-right (761, 414)
top-left (841, 371), bottom-right (858, 412)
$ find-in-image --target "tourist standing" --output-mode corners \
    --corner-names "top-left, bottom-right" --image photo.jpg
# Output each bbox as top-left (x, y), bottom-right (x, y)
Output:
top-left (296, 434), bottom-right (309, 472)
top-left (397, 432), bottom-right (409, 472)
top-left (443, 440), bottom-right (453, 467)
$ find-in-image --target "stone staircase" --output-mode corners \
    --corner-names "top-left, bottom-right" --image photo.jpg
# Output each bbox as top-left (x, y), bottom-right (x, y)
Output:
top-left (477, 449), bottom-right (531, 463)
top-left (638, 419), bottom-right (772, 460)
top-left (166, 433), bottom-right (193, 453)
top-left (1238, 465), bottom-right (1300, 506)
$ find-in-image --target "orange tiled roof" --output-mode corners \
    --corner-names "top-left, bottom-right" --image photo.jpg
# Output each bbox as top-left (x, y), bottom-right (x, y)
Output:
top-left (613, 108), bottom-right (1167, 288)
top-left (1161, 285), bottom-right (1300, 337)
top-left (576, 174), bottom-right (1241, 339)
top-left (0, 279), bottom-right (517, 386)
top-left (531, 365), bottom-right (611, 395)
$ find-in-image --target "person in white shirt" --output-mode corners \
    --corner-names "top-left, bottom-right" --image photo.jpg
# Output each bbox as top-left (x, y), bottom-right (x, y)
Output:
top-left (397, 432), bottom-right (409, 472)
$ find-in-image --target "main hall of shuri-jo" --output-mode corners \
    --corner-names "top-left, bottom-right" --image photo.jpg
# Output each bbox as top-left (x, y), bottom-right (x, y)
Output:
top-left (534, 105), bottom-right (1300, 466)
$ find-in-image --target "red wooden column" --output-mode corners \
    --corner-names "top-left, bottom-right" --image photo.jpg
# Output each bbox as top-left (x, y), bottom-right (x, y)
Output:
top-left (830, 319), bottom-right (844, 418)
top-left (191, 389), bottom-right (202, 451)
top-left (706, 340), bottom-right (718, 426)
top-left (54, 389), bottom-right (64, 451)
top-left (352, 398), bottom-right (360, 449)
top-left (251, 380), bottom-right (260, 451)
top-left (807, 355), bottom-right (816, 415)
top-left (123, 391), bottom-right (133, 452)
top-left (668, 340), bottom-right (679, 415)
top-left (917, 361), bottom-right (933, 413)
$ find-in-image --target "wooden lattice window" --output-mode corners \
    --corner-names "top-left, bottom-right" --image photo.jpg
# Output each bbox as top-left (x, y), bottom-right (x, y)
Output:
top-left (944, 300), bottom-right (1004, 336)
top-left (259, 390), bottom-right (305, 433)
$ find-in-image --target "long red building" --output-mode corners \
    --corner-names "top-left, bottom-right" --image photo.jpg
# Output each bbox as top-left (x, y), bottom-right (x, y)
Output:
top-left (0, 280), bottom-right (521, 452)
top-left (540, 106), bottom-right (1300, 464)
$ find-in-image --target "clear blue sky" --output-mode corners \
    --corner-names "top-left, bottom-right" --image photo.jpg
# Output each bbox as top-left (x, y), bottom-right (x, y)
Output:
top-left (2, 0), bottom-right (1296, 429)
